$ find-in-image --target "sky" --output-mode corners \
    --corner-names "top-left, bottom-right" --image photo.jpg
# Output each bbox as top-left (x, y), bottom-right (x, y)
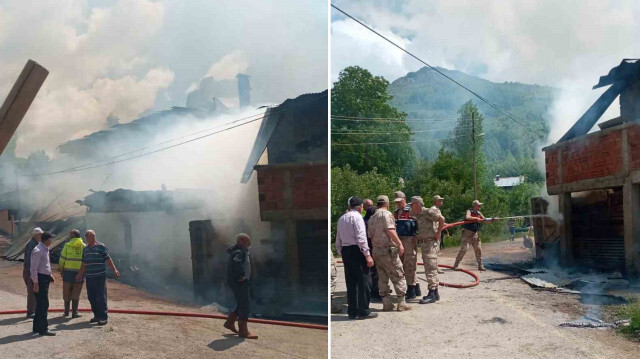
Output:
top-left (331, 0), bottom-right (640, 141)
top-left (0, 0), bottom-right (328, 157)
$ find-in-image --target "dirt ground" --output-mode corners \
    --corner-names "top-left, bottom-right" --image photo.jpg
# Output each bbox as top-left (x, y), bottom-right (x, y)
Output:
top-left (0, 260), bottom-right (327, 359)
top-left (331, 238), bottom-right (640, 359)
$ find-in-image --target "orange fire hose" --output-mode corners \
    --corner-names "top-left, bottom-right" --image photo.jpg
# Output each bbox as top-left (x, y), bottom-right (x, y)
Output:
top-left (0, 309), bottom-right (327, 330)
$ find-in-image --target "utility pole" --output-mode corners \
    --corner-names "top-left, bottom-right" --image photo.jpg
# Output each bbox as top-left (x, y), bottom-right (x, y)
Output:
top-left (472, 112), bottom-right (477, 200)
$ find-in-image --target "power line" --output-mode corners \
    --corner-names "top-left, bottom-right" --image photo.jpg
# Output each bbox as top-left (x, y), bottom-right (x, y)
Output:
top-left (332, 115), bottom-right (459, 122)
top-left (331, 134), bottom-right (468, 146)
top-left (52, 110), bottom-right (272, 175)
top-left (26, 93), bottom-right (327, 177)
top-left (331, 4), bottom-right (533, 132)
top-left (332, 126), bottom-right (473, 135)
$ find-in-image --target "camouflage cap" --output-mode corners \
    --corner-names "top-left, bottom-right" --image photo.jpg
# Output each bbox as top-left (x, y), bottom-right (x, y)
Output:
top-left (410, 196), bottom-right (424, 206)
top-left (433, 195), bottom-right (444, 201)
top-left (393, 191), bottom-right (406, 202)
top-left (472, 199), bottom-right (483, 206)
top-left (377, 195), bottom-right (390, 204)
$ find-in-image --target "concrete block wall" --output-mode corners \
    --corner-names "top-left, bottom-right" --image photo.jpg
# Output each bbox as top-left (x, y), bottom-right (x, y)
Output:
top-left (628, 125), bottom-right (640, 171)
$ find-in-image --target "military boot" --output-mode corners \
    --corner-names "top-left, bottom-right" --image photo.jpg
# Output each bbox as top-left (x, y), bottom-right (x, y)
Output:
top-left (414, 283), bottom-right (422, 297)
top-left (452, 259), bottom-right (461, 270)
top-left (405, 285), bottom-right (416, 300)
top-left (478, 260), bottom-right (487, 271)
top-left (419, 290), bottom-right (437, 304)
top-left (396, 296), bottom-right (411, 311)
top-left (63, 301), bottom-right (70, 317)
top-left (434, 288), bottom-right (440, 301)
top-left (382, 296), bottom-right (394, 311)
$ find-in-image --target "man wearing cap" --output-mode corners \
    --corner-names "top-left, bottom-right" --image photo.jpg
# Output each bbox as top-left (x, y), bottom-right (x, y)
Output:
top-left (23, 227), bottom-right (43, 318)
top-left (31, 232), bottom-right (56, 336)
top-left (393, 191), bottom-right (420, 300)
top-left (453, 200), bottom-right (489, 271)
top-left (368, 195), bottom-right (410, 312)
top-left (335, 196), bottom-right (376, 320)
top-left (411, 196), bottom-right (446, 304)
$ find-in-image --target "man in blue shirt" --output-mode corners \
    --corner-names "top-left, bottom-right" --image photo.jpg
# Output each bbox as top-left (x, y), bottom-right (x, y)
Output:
top-left (76, 230), bottom-right (120, 325)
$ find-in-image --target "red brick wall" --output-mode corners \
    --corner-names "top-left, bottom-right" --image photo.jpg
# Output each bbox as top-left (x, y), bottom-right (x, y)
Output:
top-left (256, 164), bottom-right (328, 213)
top-left (546, 130), bottom-right (625, 186)
top-left (562, 131), bottom-right (622, 183)
top-left (628, 125), bottom-right (640, 171)
top-left (545, 148), bottom-right (559, 186)
top-left (292, 165), bottom-right (328, 210)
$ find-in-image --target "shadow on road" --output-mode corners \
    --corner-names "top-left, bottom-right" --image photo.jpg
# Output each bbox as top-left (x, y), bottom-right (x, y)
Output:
top-left (0, 316), bottom-right (30, 327)
top-left (54, 320), bottom-right (95, 331)
top-left (0, 332), bottom-right (39, 346)
top-left (208, 334), bottom-right (244, 351)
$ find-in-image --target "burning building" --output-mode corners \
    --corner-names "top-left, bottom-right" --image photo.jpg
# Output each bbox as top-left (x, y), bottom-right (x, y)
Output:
top-left (541, 59), bottom-right (640, 276)
top-left (241, 90), bottom-right (328, 314)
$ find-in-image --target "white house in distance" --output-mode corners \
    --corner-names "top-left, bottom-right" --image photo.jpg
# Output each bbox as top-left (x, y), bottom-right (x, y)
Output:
top-left (494, 175), bottom-right (525, 189)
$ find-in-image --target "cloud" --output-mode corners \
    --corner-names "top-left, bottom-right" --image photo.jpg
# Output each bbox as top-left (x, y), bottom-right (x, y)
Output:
top-left (331, 0), bottom-right (640, 142)
top-left (1, 0), bottom-right (327, 158)
top-left (15, 68), bottom-right (174, 157)
top-left (0, 0), bottom-right (169, 157)
top-left (205, 50), bottom-right (249, 80)
top-left (331, 0), bottom-right (640, 85)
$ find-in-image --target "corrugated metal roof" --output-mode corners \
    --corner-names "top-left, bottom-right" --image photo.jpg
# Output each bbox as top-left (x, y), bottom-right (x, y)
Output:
top-left (521, 272), bottom-right (572, 288)
top-left (494, 176), bottom-right (524, 187)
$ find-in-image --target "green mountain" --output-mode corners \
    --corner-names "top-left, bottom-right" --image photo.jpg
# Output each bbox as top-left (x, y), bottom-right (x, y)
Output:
top-left (388, 66), bottom-right (557, 181)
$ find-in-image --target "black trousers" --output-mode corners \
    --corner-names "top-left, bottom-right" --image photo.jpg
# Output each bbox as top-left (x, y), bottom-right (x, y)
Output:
top-left (86, 276), bottom-right (108, 320)
top-left (33, 273), bottom-right (50, 334)
top-left (228, 280), bottom-right (250, 320)
top-left (341, 245), bottom-right (371, 317)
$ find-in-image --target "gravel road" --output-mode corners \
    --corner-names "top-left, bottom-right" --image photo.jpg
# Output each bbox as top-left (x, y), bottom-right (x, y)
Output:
top-left (0, 261), bottom-right (327, 359)
top-left (331, 238), bottom-right (640, 359)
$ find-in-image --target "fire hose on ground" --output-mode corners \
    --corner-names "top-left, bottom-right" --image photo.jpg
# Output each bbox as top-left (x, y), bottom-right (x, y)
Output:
top-left (336, 260), bottom-right (480, 288)
top-left (335, 220), bottom-right (500, 288)
top-left (0, 309), bottom-right (328, 330)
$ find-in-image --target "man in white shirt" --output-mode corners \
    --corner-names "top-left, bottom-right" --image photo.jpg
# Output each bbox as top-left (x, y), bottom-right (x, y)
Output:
top-left (335, 196), bottom-right (376, 320)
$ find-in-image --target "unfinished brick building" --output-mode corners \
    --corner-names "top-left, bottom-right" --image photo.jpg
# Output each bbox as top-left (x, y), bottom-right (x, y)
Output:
top-left (542, 59), bottom-right (640, 276)
top-left (241, 90), bottom-right (328, 313)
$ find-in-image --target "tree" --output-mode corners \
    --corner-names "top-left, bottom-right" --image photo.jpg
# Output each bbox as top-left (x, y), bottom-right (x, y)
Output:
top-left (331, 66), bottom-right (415, 177)
top-left (441, 101), bottom-right (487, 198)
top-left (330, 165), bottom-right (399, 249)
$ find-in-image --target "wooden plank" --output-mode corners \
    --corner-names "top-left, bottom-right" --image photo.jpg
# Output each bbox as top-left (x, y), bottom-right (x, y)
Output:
top-left (0, 60), bottom-right (49, 155)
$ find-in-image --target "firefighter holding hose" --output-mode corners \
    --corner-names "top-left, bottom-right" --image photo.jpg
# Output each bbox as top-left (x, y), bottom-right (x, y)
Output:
top-left (453, 200), bottom-right (496, 271)
top-left (410, 195), bottom-right (445, 304)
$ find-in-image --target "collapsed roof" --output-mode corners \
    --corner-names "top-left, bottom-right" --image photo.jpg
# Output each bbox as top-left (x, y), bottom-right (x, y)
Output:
top-left (558, 59), bottom-right (640, 143)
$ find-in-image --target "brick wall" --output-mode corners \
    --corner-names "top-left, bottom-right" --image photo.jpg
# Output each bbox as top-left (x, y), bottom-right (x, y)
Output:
top-left (545, 148), bottom-right (559, 186)
top-left (562, 131), bottom-right (622, 183)
top-left (256, 164), bottom-right (328, 213)
top-left (545, 129), bottom-right (625, 186)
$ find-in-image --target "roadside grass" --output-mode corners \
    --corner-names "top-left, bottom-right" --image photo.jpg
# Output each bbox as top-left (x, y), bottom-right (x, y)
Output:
top-left (616, 296), bottom-right (640, 338)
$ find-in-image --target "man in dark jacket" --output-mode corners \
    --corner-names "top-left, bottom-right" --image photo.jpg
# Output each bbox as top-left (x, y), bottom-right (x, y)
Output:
top-left (223, 233), bottom-right (257, 339)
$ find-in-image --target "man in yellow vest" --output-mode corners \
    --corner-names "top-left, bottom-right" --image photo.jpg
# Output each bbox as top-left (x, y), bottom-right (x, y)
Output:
top-left (58, 229), bottom-right (86, 318)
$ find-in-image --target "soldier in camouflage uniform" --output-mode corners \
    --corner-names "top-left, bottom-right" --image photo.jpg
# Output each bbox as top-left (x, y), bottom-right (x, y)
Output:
top-left (393, 191), bottom-right (420, 299)
top-left (411, 195), bottom-right (445, 304)
top-left (368, 195), bottom-right (411, 312)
